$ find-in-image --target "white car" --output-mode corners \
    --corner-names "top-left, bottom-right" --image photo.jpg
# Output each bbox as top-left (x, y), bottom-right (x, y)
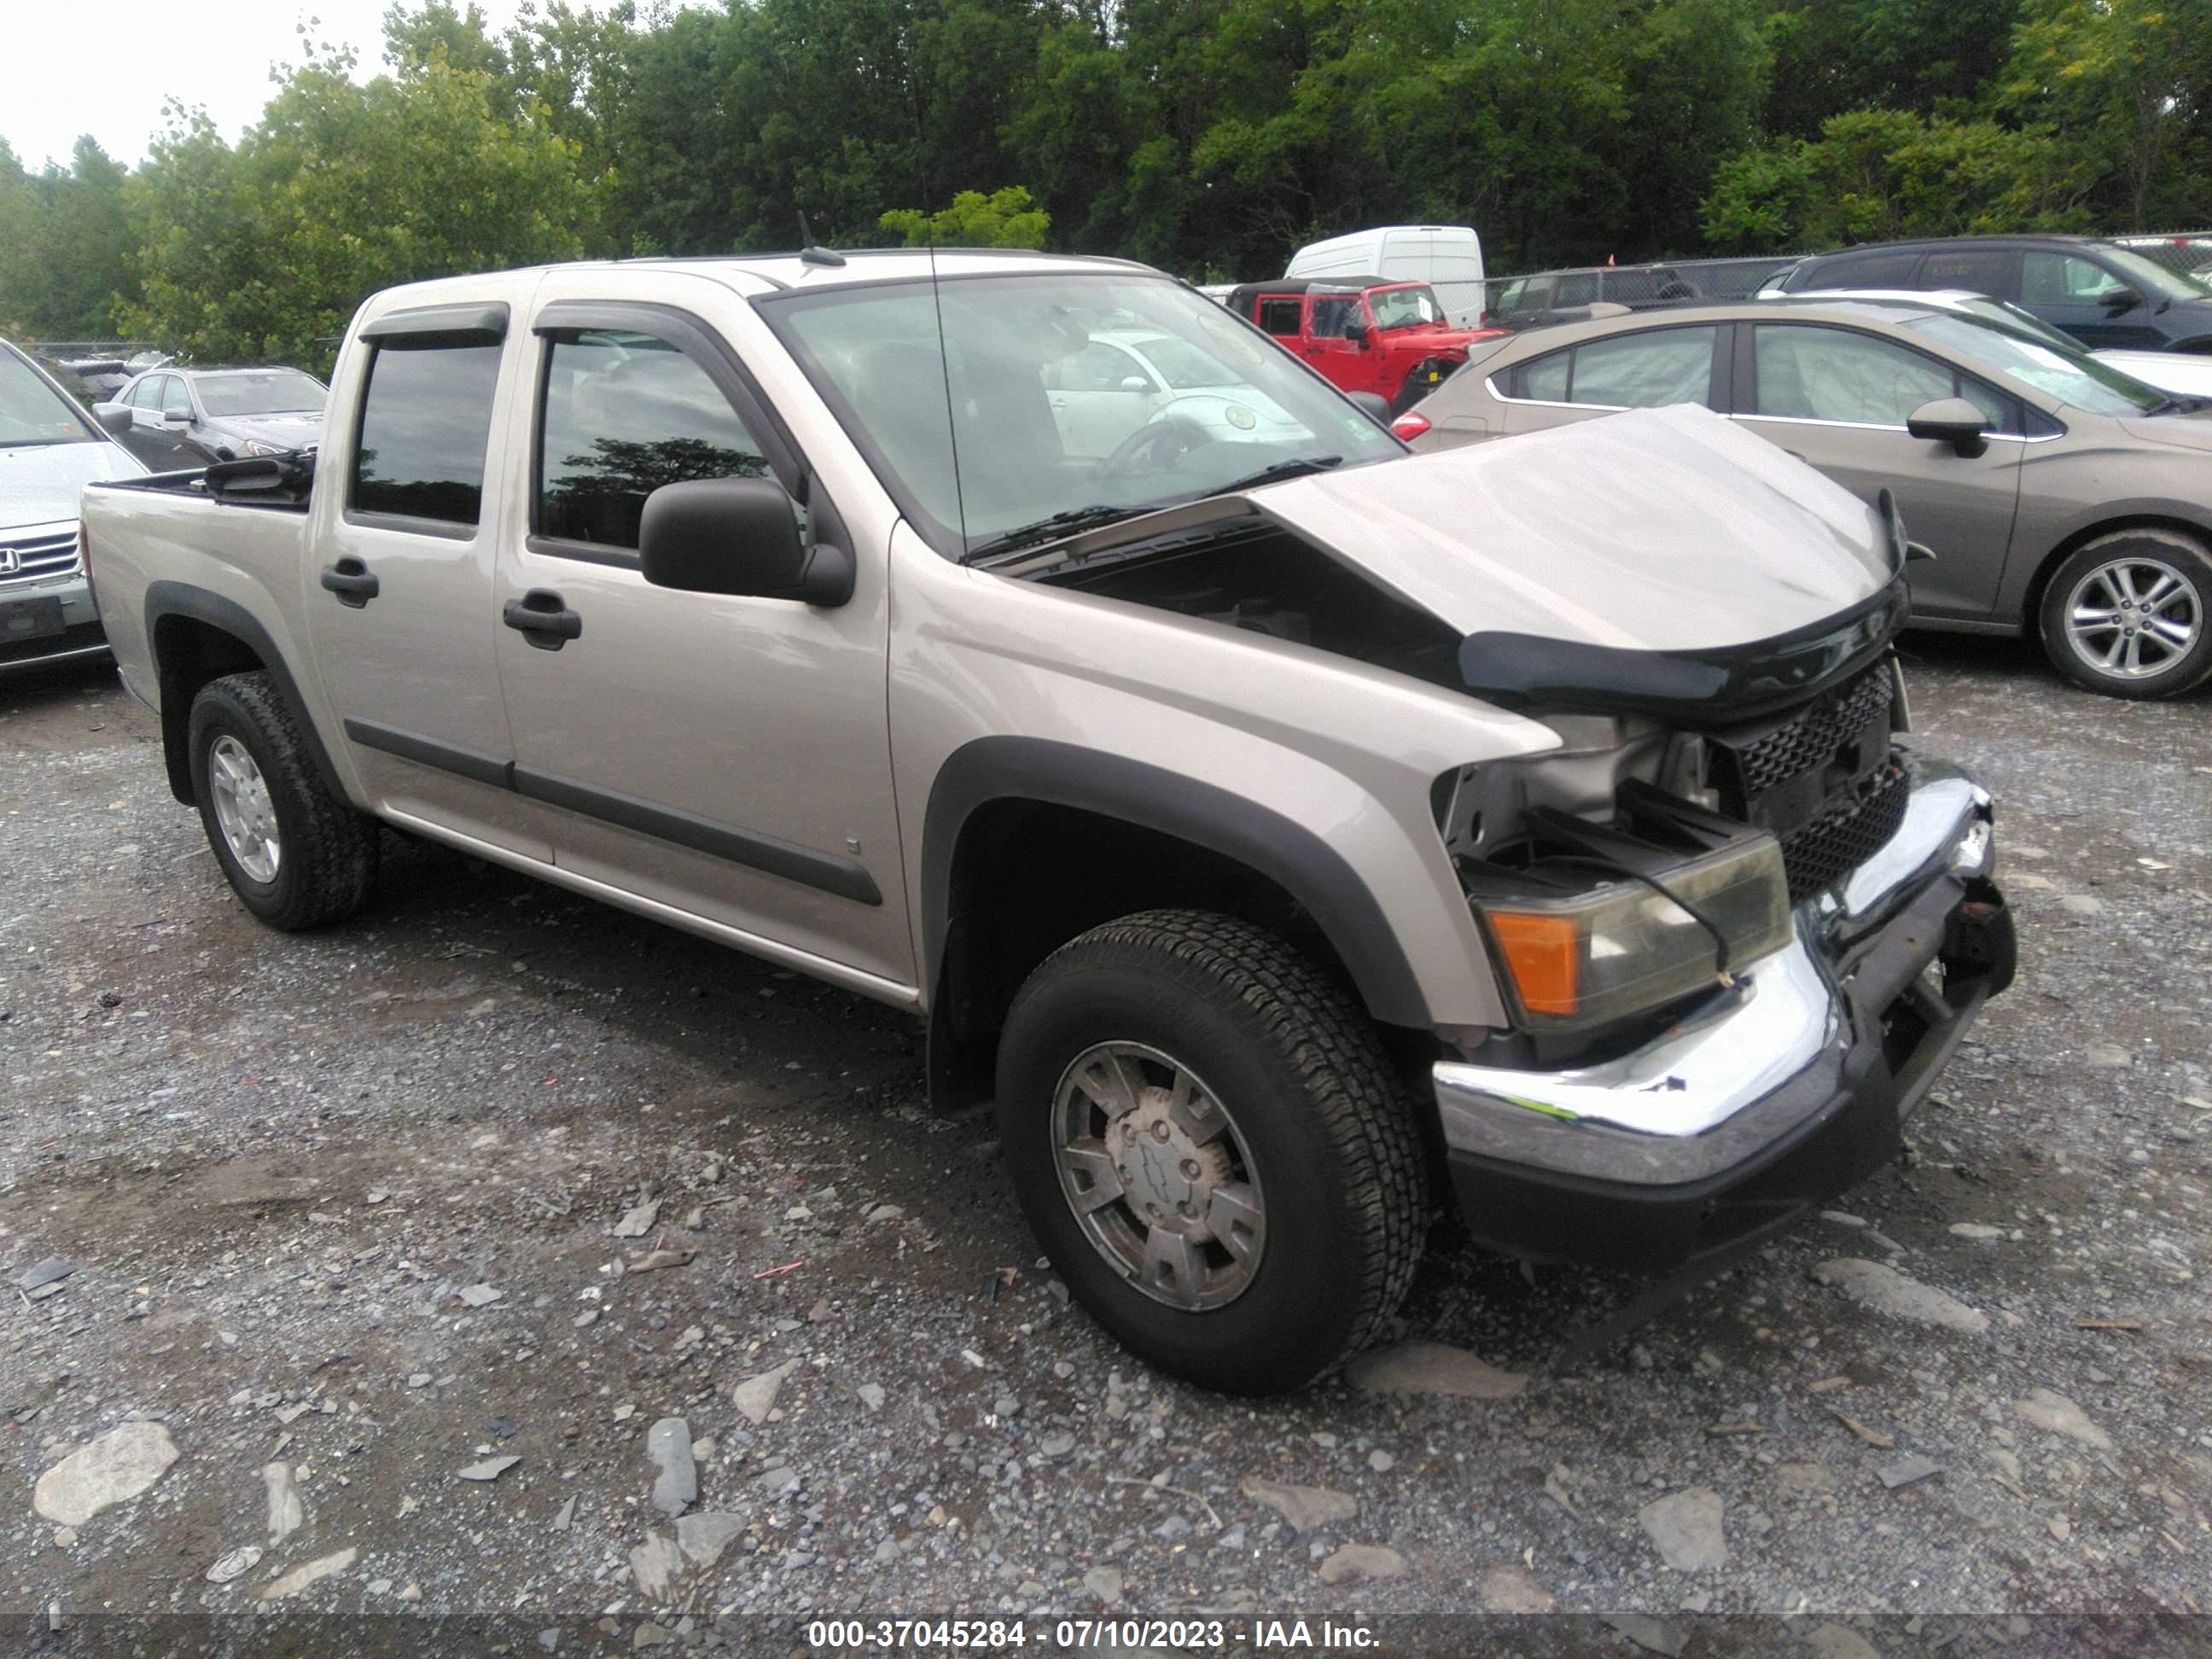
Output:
top-left (1042, 329), bottom-right (1308, 461)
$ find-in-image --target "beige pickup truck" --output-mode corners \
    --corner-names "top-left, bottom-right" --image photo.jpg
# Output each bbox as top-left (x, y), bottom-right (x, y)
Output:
top-left (80, 251), bottom-right (2015, 1393)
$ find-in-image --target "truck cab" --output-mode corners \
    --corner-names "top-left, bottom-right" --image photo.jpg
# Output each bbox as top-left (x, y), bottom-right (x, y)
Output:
top-left (1223, 276), bottom-right (1504, 411)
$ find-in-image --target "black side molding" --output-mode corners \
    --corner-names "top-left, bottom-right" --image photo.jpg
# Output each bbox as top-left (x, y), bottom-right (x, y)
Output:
top-left (341, 717), bottom-right (880, 906)
top-left (922, 736), bottom-right (1429, 1027)
top-left (513, 768), bottom-right (882, 906)
top-left (342, 719), bottom-right (512, 790)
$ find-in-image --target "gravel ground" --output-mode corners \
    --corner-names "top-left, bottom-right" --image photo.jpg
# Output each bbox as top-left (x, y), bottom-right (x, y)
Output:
top-left (0, 637), bottom-right (2207, 1656)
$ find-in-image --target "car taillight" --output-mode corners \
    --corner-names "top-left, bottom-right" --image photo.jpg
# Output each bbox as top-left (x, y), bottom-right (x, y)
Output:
top-left (1390, 411), bottom-right (1431, 441)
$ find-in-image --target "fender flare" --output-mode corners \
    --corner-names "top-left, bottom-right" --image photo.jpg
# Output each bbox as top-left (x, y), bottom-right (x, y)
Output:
top-left (920, 736), bottom-right (1432, 1028)
top-left (143, 580), bottom-right (347, 806)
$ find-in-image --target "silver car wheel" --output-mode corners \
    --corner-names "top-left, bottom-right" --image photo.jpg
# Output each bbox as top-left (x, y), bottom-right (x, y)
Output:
top-left (1051, 1040), bottom-right (1266, 1312)
top-left (2064, 556), bottom-right (2203, 679)
top-left (207, 735), bottom-right (282, 883)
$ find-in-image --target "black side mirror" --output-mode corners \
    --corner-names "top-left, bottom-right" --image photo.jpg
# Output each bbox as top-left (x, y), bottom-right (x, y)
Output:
top-left (2101, 284), bottom-right (2143, 312)
top-left (1906, 397), bottom-right (1991, 458)
top-left (95, 405), bottom-right (134, 437)
top-left (639, 476), bottom-right (853, 607)
top-left (1343, 319), bottom-right (1371, 347)
top-left (1346, 390), bottom-right (1394, 428)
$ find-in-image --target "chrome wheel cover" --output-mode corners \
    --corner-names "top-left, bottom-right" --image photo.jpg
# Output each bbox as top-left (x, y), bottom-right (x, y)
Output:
top-left (1051, 1041), bottom-right (1265, 1311)
top-left (208, 735), bottom-right (282, 883)
top-left (2064, 556), bottom-right (2202, 680)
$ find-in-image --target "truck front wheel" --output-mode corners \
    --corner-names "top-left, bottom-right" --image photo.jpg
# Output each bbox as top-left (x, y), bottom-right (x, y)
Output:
top-left (996, 910), bottom-right (1427, 1394)
top-left (188, 671), bottom-right (378, 930)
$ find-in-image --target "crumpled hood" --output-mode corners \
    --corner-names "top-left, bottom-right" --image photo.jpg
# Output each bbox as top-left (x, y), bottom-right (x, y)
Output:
top-left (1254, 404), bottom-right (1894, 652)
top-left (0, 439), bottom-right (146, 530)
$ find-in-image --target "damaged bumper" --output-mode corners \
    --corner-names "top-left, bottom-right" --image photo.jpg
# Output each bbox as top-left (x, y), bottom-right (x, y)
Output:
top-left (1433, 761), bottom-right (2013, 1269)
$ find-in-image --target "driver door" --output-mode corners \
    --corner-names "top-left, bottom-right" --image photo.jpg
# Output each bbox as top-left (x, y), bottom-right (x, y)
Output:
top-left (1302, 294), bottom-right (1382, 395)
top-left (2022, 250), bottom-right (2167, 349)
top-left (1045, 340), bottom-right (1163, 460)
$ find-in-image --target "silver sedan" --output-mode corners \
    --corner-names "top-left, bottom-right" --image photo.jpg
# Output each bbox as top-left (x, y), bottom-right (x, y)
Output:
top-left (1400, 295), bottom-right (2212, 697)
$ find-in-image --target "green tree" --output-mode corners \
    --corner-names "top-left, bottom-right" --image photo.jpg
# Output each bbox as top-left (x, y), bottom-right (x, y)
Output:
top-left (0, 137), bottom-right (137, 338)
top-left (879, 185), bottom-right (1051, 247)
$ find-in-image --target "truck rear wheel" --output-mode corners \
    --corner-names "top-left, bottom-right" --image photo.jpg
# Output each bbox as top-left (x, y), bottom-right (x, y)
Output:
top-left (189, 671), bottom-right (377, 930)
top-left (996, 909), bottom-right (1426, 1394)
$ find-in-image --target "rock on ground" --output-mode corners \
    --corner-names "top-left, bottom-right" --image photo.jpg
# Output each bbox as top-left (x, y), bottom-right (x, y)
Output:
top-left (33, 1422), bottom-right (180, 1527)
top-left (646, 1417), bottom-right (696, 1516)
top-left (2015, 1388), bottom-right (2115, 1450)
top-left (1081, 1565), bottom-right (1122, 1605)
top-left (731, 1360), bottom-right (797, 1425)
top-left (1638, 1487), bottom-right (1728, 1572)
top-left (1477, 1563), bottom-right (1557, 1612)
top-left (1343, 1341), bottom-right (1528, 1400)
top-left (263, 1462), bottom-right (303, 1541)
top-left (1604, 1615), bottom-right (1688, 1658)
top-left (1318, 1543), bottom-right (1408, 1584)
top-left (631, 1533), bottom-right (682, 1598)
top-left (259, 1546), bottom-right (358, 1602)
top-left (1237, 1474), bottom-right (1357, 1532)
top-left (1804, 1623), bottom-right (1884, 1659)
top-left (1812, 1259), bottom-right (1990, 1334)
top-left (676, 1511), bottom-right (745, 1570)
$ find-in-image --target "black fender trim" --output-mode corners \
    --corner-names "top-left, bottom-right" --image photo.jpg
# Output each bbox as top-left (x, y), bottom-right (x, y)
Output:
top-left (143, 581), bottom-right (347, 806)
top-left (921, 736), bottom-right (1431, 1027)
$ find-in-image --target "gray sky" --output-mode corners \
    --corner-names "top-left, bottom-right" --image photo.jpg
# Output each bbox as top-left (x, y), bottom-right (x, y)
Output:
top-left (1, 1), bottom-right (535, 172)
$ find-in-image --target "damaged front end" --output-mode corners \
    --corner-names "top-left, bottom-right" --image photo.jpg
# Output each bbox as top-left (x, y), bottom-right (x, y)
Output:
top-left (1430, 597), bottom-right (2015, 1272)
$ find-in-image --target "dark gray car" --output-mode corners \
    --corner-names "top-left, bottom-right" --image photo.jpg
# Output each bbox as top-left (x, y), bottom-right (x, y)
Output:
top-left (1767, 236), bottom-right (2212, 353)
top-left (96, 367), bottom-right (326, 471)
top-left (1401, 295), bottom-right (2212, 697)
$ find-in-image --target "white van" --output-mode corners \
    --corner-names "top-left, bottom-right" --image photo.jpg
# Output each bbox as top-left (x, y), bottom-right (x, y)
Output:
top-left (1285, 225), bottom-right (1487, 326)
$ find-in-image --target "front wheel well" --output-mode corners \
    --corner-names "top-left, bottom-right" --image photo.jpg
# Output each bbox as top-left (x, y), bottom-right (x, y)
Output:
top-left (2019, 515), bottom-right (2212, 640)
top-left (151, 614), bottom-right (271, 803)
top-left (928, 800), bottom-right (1373, 1110)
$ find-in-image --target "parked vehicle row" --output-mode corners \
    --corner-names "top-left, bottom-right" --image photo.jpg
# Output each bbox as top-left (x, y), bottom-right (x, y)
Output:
top-left (0, 337), bottom-right (145, 676)
top-left (1398, 293), bottom-right (2212, 697)
top-left (79, 249), bottom-right (2013, 1393)
top-left (95, 364), bottom-right (328, 471)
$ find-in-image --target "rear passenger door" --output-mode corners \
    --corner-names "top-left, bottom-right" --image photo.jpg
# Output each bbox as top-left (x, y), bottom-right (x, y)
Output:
top-left (1493, 324), bottom-right (1723, 435)
top-left (492, 289), bottom-right (911, 990)
top-left (1731, 323), bottom-right (2023, 620)
top-left (306, 302), bottom-right (549, 860)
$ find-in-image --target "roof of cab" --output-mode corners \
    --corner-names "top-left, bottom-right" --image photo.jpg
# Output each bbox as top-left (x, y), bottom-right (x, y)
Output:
top-left (358, 247), bottom-right (1160, 315)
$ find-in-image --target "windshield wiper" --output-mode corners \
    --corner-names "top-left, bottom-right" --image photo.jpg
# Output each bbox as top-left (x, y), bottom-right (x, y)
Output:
top-left (2144, 393), bottom-right (2211, 416)
top-left (962, 503), bottom-right (1150, 563)
top-left (1205, 453), bottom-right (1346, 496)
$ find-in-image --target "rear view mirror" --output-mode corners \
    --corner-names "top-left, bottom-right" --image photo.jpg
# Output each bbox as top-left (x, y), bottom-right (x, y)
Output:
top-left (1347, 390), bottom-right (1393, 428)
top-left (1344, 320), bottom-right (1371, 346)
top-left (1906, 398), bottom-right (1991, 458)
top-left (2100, 285), bottom-right (2143, 312)
top-left (639, 476), bottom-right (853, 607)
top-left (95, 405), bottom-right (134, 437)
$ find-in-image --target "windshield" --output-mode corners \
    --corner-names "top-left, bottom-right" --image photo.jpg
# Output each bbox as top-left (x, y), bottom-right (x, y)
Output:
top-left (0, 349), bottom-right (98, 447)
top-left (2096, 246), bottom-right (2212, 304)
top-left (196, 370), bottom-right (328, 417)
top-left (1905, 314), bottom-right (2168, 416)
top-left (1369, 285), bottom-right (1445, 329)
top-left (1943, 296), bottom-right (2084, 353)
top-left (765, 272), bottom-right (1400, 557)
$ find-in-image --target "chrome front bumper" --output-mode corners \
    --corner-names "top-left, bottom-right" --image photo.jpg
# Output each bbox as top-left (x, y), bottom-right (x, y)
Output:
top-left (1434, 761), bottom-right (2000, 1189)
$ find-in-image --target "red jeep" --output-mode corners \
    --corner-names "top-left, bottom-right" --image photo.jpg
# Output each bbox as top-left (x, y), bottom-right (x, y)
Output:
top-left (1223, 277), bottom-right (1505, 411)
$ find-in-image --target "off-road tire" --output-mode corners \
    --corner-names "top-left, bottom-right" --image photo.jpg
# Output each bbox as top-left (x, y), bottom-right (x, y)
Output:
top-left (189, 671), bottom-right (377, 929)
top-left (996, 909), bottom-right (1427, 1394)
top-left (2037, 529), bottom-right (2212, 699)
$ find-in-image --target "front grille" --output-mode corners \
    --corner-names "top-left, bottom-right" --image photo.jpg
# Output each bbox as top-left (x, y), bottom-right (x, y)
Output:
top-left (1778, 755), bottom-right (1912, 902)
top-left (0, 530), bottom-right (80, 585)
top-left (1733, 665), bottom-right (1896, 794)
top-left (1708, 661), bottom-right (1904, 902)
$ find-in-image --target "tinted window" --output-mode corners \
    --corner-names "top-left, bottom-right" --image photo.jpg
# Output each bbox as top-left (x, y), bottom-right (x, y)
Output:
top-left (1310, 294), bottom-right (1363, 337)
top-left (1921, 247), bottom-right (2017, 298)
top-left (1257, 297), bottom-right (1301, 335)
top-left (2022, 251), bottom-right (2125, 306)
top-left (350, 342), bottom-right (503, 527)
top-left (1565, 327), bottom-right (1716, 407)
top-left (1753, 326), bottom-right (1956, 425)
top-left (1522, 350), bottom-right (1569, 400)
top-left (1801, 251), bottom-right (1922, 290)
top-left (1553, 272), bottom-right (1599, 306)
top-left (538, 332), bottom-right (769, 549)
top-left (1490, 278), bottom-right (1529, 313)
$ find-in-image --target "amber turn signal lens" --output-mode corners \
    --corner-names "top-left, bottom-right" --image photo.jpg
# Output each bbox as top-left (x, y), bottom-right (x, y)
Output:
top-left (1487, 911), bottom-right (1580, 1017)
